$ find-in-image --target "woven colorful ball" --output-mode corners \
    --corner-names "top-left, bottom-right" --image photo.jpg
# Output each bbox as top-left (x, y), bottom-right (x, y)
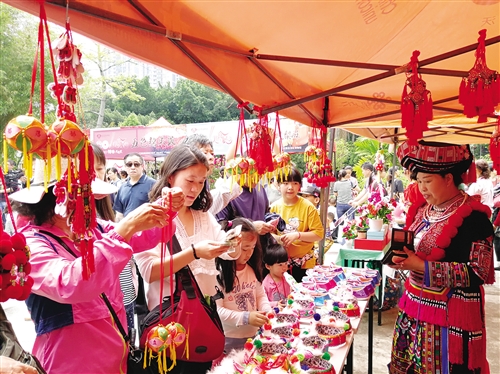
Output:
top-left (49, 119), bottom-right (86, 156)
top-left (4, 115), bottom-right (47, 153)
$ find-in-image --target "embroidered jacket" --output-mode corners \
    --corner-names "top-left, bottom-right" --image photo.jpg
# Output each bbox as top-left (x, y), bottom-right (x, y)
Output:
top-left (399, 195), bottom-right (494, 371)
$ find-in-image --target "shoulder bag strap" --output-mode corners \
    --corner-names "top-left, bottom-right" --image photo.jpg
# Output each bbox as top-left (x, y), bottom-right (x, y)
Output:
top-left (36, 230), bottom-right (131, 343)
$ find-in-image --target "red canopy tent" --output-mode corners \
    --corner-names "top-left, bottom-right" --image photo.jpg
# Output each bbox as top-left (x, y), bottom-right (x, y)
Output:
top-left (2, 0), bottom-right (499, 145)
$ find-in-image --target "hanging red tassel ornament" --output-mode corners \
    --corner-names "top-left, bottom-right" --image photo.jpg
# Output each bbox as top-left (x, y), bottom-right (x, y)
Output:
top-left (226, 102), bottom-right (259, 190)
top-left (247, 106), bottom-right (275, 177)
top-left (459, 30), bottom-right (500, 123)
top-left (401, 51), bottom-right (433, 145)
top-left (490, 118), bottom-right (500, 173)
top-left (302, 123), bottom-right (335, 188)
top-left (71, 143), bottom-right (97, 280)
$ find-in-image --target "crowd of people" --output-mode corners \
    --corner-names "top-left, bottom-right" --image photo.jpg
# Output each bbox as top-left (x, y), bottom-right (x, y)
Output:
top-left (1, 137), bottom-right (498, 374)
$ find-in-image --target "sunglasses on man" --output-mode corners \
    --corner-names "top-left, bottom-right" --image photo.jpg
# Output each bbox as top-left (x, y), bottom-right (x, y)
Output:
top-left (125, 162), bottom-right (142, 168)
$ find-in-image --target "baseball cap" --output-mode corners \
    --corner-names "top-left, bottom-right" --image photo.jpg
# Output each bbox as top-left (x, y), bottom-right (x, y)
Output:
top-left (298, 185), bottom-right (320, 198)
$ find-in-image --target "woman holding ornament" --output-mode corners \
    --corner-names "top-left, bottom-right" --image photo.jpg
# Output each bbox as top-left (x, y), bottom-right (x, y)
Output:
top-left (135, 144), bottom-right (241, 373)
top-left (388, 141), bottom-right (495, 374)
top-left (8, 157), bottom-right (175, 374)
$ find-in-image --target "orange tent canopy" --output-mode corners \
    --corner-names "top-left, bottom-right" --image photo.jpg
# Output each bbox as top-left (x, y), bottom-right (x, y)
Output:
top-left (4, 0), bottom-right (499, 144)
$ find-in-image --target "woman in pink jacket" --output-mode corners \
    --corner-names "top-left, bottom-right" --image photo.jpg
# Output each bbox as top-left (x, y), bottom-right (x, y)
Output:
top-left (9, 159), bottom-right (182, 374)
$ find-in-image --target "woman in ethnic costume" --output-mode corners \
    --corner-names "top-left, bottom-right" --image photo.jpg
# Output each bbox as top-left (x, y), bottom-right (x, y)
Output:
top-left (388, 141), bottom-right (495, 374)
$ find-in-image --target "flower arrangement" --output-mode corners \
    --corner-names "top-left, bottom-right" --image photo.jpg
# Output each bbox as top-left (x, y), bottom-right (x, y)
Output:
top-left (342, 220), bottom-right (358, 240)
top-left (356, 215), bottom-right (370, 232)
top-left (358, 190), bottom-right (395, 225)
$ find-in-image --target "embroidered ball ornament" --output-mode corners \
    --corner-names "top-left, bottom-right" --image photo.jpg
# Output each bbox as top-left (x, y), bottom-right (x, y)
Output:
top-left (49, 119), bottom-right (86, 156)
top-left (4, 115), bottom-right (47, 154)
top-left (144, 322), bottom-right (186, 374)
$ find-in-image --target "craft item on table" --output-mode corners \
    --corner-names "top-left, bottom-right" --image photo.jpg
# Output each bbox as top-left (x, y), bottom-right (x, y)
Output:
top-left (283, 272), bottom-right (310, 295)
top-left (328, 284), bottom-right (360, 318)
top-left (400, 50), bottom-right (433, 145)
top-left (313, 312), bottom-right (348, 349)
top-left (345, 279), bottom-right (374, 300)
top-left (288, 293), bottom-right (315, 319)
top-left (0, 167), bottom-right (34, 302)
top-left (260, 308), bottom-right (298, 340)
top-left (253, 332), bottom-right (289, 356)
top-left (349, 269), bottom-right (381, 288)
top-left (459, 29), bottom-right (499, 123)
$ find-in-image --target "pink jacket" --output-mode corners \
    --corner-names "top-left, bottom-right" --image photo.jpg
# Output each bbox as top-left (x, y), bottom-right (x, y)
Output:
top-left (23, 220), bottom-right (167, 374)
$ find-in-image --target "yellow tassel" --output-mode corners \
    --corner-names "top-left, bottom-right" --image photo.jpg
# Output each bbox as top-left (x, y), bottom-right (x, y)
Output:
top-left (67, 158), bottom-right (72, 193)
top-left (3, 136), bottom-right (7, 171)
top-left (157, 353), bottom-right (163, 374)
top-left (167, 344), bottom-right (176, 372)
top-left (184, 327), bottom-right (189, 360)
top-left (162, 350), bottom-right (167, 373)
top-left (56, 139), bottom-right (61, 180)
top-left (22, 132), bottom-right (28, 175)
top-left (143, 346), bottom-right (148, 369)
top-left (26, 154), bottom-right (31, 189)
top-left (46, 141), bottom-right (51, 181)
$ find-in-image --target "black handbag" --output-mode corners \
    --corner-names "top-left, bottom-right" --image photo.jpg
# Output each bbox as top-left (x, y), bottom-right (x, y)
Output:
top-left (0, 305), bottom-right (46, 374)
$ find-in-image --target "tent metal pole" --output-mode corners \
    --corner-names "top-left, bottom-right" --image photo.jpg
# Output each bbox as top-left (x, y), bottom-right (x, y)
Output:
top-left (318, 97), bottom-right (330, 265)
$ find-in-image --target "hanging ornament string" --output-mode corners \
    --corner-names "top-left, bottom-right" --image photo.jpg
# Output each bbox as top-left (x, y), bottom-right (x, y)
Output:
top-left (459, 29), bottom-right (499, 123)
top-left (271, 112), bottom-right (292, 181)
top-left (272, 111), bottom-right (282, 154)
top-left (0, 168), bottom-right (18, 236)
top-left (400, 50), bottom-right (433, 146)
top-left (235, 102), bottom-right (249, 159)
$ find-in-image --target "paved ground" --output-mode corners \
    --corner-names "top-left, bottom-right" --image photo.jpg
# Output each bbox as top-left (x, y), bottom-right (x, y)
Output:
top-left (4, 244), bottom-right (500, 374)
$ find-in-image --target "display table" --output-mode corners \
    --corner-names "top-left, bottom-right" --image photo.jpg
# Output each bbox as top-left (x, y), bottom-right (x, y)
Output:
top-left (330, 298), bottom-right (374, 374)
top-left (335, 247), bottom-right (387, 326)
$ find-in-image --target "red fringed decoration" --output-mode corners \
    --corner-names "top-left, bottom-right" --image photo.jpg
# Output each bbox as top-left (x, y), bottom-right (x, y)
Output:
top-left (303, 122), bottom-right (335, 188)
top-left (248, 106), bottom-right (275, 177)
top-left (459, 29), bottom-right (500, 123)
top-left (68, 144), bottom-right (97, 280)
top-left (401, 51), bottom-right (433, 145)
top-left (489, 118), bottom-right (500, 172)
